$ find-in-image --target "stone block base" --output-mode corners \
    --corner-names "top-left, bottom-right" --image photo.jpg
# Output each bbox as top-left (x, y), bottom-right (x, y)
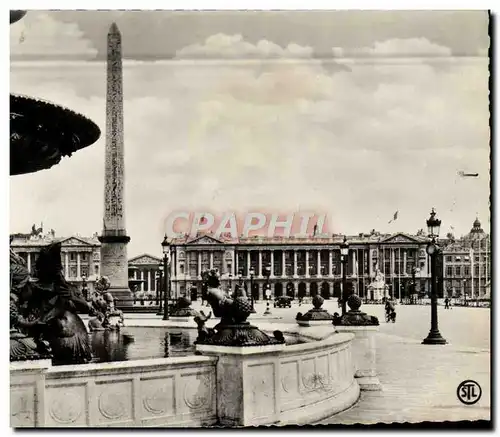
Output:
top-left (334, 325), bottom-right (382, 391)
top-left (109, 287), bottom-right (133, 308)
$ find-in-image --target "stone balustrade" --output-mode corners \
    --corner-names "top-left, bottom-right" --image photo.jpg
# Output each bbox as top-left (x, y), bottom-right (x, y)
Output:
top-left (11, 356), bottom-right (218, 428)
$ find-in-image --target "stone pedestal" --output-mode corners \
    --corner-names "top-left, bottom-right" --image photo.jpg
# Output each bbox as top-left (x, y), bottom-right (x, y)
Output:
top-left (195, 343), bottom-right (286, 426)
top-left (10, 360), bottom-right (52, 427)
top-left (335, 325), bottom-right (381, 391)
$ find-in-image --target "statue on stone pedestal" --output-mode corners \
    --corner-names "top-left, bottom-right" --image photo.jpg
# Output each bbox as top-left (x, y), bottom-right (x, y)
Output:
top-left (10, 243), bottom-right (94, 365)
top-left (195, 269), bottom-right (284, 346)
top-left (367, 268), bottom-right (389, 301)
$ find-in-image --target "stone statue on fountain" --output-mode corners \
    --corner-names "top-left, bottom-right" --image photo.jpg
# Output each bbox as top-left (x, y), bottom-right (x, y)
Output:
top-left (194, 269), bottom-right (285, 346)
top-left (88, 276), bottom-right (125, 331)
top-left (10, 242), bottom-right (94, 365)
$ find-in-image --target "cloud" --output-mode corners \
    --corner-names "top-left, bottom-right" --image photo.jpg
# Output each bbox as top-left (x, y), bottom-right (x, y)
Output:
top-left (175, 33), bottom-right (314, 59)
top-left (10, 34), bottom-right (490, 256)
top-left (10, 12), bottom-right (97, 60)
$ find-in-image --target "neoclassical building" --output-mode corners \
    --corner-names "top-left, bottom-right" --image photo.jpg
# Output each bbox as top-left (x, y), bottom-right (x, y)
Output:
top-left (128, 254), bottom-right (162, 296)
top-left (10, 230), bottom-right (101, 295)
top-left (169, 230), bottom-right (435, 301)
top-left (442, 218), bottom-right (491, 299)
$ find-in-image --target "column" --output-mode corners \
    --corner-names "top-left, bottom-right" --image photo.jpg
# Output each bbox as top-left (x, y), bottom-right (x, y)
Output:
top-left (306, 282), bottom-right (310, 297)
top-left (77, 252), bottom-right (81, 278)
top-left (198, 252), bottom-right (202, 277)
top-left (64, 252), bottom-right (69, 278)
top-left (368, 248), bottom-right (373, 277)
top-left (209, 252), bottom-right (214, 269)
top-left (247, 251), bottom-right (251, 276)
top-left (27, 253), bottom-right (31, 274)
top-left (282, 251), bottom-right (286, 278)
top-left (293, 250), bottom-right (298, 277)
top-left (403, 250), bottom-right (407, 275)
top-left (270, 250), bottom-right (275, 278)
top-left (317, 250), bottom-right (322, 277)
top-left (258, 250), bottom-right (263, 278)
top-left (305, 250), bottom-right (310, 277)
top-left (231, 250), bottom-right (235, 276)
top-left (329, 250), bottom-right (333, 276)
top-left (353, 250), bottom-right (357, 277)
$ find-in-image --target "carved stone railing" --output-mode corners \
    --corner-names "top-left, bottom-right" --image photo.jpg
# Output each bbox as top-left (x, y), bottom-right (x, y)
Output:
top-left (197, 332), bottom-right (360, 426)
top-left (10, 356), bottom-right (217, 427)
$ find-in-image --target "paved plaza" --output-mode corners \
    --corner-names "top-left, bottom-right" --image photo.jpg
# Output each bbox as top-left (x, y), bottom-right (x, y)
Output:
top-left (125, 300), bottom-right (491, 425)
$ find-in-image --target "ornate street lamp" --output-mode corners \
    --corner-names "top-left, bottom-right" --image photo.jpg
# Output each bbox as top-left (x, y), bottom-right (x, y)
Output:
top-left (422, 209), bottom-right (447, 345)
top-left (340, 236), bottom-right (349, 315)
top-left (249, 266), bottom-right (256, 312)
top-left (81, 274), bottom-right (88, 301)
top-left (263, 263), bottom-right (272, 315)
top-left (156, 264), bottom-right (164, 315)
top-left (161, 235), bottom-right (170, 321)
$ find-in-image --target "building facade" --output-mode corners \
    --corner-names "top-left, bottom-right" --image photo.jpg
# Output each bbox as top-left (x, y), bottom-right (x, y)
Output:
top-left (10, 230), bottom-right (101, 295)
top-left (128, 254), bottom-right (162, 297)
top-left (169, 230), bottom-right (435, 301)
top-left (442, 218), bottom-right (491, 300)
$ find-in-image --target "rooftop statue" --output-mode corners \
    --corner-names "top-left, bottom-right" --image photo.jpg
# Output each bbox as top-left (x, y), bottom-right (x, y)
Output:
top-left (10, 242), bottom-right (94, 365)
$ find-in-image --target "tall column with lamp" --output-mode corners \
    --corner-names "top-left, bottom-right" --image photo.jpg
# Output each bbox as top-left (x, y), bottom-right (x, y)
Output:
top-left (263, 263), bottom-right (272, 315)
top-left (422, 209), bottom-right (447, 345)
top-left (156, 264), bottom-right (164, 316)
top-left (340, 236), bottom-right (349, 315)
top-left (161, 235), bottom-right (170, 321)
top-left (249, 267), bottom-right (256, 312)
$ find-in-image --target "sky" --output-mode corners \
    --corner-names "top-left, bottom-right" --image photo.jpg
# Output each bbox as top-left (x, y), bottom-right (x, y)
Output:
top-left (10, 10), bottom-right (490, 257)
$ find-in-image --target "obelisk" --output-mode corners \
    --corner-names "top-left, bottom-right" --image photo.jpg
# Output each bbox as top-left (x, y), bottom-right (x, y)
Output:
top-left (98, 23), bottom-right (132, 308)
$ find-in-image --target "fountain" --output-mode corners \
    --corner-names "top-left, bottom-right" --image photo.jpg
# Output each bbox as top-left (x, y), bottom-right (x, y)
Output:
top-left (10, 12), bottom-right (362, 426)
top-left (9, 10), bottom-right (101, 366)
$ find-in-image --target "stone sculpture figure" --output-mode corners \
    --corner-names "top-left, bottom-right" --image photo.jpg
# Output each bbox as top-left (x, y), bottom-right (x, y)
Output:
top-left (195, 269), bottom-right (284, 346)
top-left (10, 242), bottom-right (94, 365)
top-left (89, 276), bottom-right (125, 331)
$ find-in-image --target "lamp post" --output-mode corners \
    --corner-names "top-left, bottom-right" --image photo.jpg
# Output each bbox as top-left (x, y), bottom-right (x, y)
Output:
top-left (249, 266), bottom-right (256, 312)
top-left (422, 209), bottom-right (447, 345)
top-left (161, 235), bottom-right (170, 321)
top-left (263, 263), bottom-right (272, 315)
top-left (81, 274), bottom-right (88, 301)
top-left (156, 264), bottom-right (164, 316)
top-left (340, 236), bottom-right (349, 315)
top-left (411, 266), bottom-right (419, 305)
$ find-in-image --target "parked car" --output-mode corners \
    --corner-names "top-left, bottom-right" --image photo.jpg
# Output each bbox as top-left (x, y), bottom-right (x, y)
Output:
top-left (274, 296), bottom-right (293, 308)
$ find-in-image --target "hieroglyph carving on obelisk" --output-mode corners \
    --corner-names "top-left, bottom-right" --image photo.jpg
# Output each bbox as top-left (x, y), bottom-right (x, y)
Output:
top-left (98, 22), bottom-right (132, 306)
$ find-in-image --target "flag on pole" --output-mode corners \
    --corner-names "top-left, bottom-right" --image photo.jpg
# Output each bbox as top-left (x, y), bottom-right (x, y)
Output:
top-left (388, 211), bottom-right (399, 224)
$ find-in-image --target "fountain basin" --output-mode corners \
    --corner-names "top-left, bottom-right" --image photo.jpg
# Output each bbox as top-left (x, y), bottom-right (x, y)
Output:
top-left (10, 324), bottom-right (359, 427)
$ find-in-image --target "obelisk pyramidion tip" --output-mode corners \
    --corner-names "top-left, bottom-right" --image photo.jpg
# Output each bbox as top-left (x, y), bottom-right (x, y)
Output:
top-left (108, 22), bottom-right (120, 35)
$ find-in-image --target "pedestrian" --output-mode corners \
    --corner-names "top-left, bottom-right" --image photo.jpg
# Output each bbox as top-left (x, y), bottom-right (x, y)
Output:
top-left (444, 297), bottom-right (449, 309)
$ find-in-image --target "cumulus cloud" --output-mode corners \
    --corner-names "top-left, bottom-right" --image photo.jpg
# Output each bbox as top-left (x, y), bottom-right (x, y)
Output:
top-left (175, 33), bottom-right (314, 59)
top-left (10, 12), bottom-right (97, 60)
top-left (333, 37), bottom-right (452, 59)
top-left (10, 33), bottom-right (490, 256)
